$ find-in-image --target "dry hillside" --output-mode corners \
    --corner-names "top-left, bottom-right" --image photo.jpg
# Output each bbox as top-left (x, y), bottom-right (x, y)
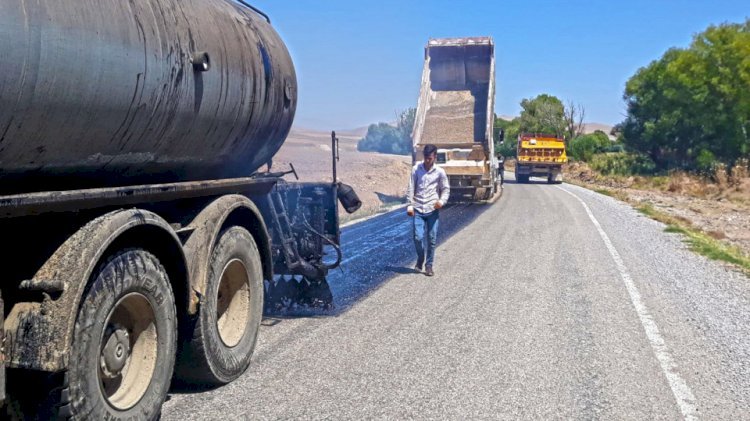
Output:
top-left (273, 128), bottom-right (412, 219)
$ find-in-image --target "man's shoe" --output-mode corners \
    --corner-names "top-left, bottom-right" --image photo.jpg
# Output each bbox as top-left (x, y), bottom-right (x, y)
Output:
top-left (425, 266), bottom-right (434, 277)
top-left (415, 259), bottom-right (424, 273)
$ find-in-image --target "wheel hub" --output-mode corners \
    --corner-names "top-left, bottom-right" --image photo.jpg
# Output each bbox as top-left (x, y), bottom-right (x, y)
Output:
top-left (101, 327), bottom-right (130, 379)
top-left (216, 259), bottom-right (251, 348)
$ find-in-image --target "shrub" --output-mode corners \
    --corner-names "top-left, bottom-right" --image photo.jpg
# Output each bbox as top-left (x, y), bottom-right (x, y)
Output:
top-left (695, 149), bottom-right (718, 174)
top-left (569, 131), bottom-right (610, 161)
top-left (589, 152), bottom-right (657, 176)
top-left (357, 108), bottom-right (415, 155)
top-left (357, 123), bottom-right (407, 155)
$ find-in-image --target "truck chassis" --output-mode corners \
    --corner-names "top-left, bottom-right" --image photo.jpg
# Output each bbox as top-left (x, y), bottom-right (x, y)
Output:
top-left (0, 134), bottom-right (359, 419)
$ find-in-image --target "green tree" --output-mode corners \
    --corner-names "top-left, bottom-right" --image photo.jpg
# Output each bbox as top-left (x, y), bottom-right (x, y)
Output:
top-left (357, 108), bottom-right (416, 155)
top-left (569, 130), bottom-right (610, 161)
top-left (518, 94), bottom-right (566, 137)
top-left (396, 107), bottom-right (416, 145)
top-left (494, 115), bottom-right (520, 157)
top-left (620, 19), bottom-right (750, 170)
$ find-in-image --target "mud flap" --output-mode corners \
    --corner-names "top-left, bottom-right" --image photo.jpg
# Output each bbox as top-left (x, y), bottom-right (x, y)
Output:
top-left (264, 276), bottom-right (334, 313)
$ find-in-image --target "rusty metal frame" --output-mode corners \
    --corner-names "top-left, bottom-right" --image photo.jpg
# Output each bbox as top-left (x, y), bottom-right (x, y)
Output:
top-left (0, 177), bottom-right (277, 218)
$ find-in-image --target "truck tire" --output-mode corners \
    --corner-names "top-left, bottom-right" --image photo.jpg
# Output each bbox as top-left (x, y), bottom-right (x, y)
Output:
top-left (179, 226), bottom-right (263, 385)
top-left (484, 186), bottom-right (493, 200)
top-left (58, 249), bottom-right (177, 420)
top-left (549, 170), bottom-right (563, 184)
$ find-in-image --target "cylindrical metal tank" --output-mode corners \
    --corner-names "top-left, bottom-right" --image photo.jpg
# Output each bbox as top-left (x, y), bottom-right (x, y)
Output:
top-left (0, 0), bottom-right (297, 194)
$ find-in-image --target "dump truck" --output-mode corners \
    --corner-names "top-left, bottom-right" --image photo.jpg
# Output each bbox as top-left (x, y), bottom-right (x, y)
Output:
top-left (0, 1), bottom-right (359, 418)
top-left (411, 37), bottom-right (498, 201)
top-left (515, 133), bottom-right (568, 183)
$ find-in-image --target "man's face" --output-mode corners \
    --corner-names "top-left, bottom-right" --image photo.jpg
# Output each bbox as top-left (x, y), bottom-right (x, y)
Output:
top-left (423, 152), bottom-right (437, 169)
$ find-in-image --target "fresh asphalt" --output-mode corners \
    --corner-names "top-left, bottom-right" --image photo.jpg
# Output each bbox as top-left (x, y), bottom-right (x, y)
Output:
top-left (162, 172), bottom-right (750, 420)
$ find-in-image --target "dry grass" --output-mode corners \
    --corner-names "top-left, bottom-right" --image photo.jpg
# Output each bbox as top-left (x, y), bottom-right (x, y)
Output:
top-left (566, 160), bottom-right (750, 202)
top-left (730, 158), bottom-right (749, 188)
top-left (636, 204), bottom-right (750, 273)
top-left (592, 187), bottom-right (629, 202)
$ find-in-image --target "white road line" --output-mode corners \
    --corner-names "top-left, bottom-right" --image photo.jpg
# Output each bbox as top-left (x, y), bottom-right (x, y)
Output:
top-left (558, 186), bottom-right (698, 420)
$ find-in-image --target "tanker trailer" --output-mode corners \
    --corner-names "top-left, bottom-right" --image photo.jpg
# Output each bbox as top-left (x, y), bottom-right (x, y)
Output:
top-left (0, 1), bottom-right (359, 418)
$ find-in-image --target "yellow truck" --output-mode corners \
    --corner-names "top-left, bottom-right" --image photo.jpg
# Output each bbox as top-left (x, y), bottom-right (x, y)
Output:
top-left (515, 133), bottom-right (567, 183)
top-left (411, 37), bottom-right (498, 201)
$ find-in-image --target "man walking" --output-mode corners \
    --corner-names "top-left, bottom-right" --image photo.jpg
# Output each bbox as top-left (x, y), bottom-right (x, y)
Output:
top-left (407, 144), bottom-right (450, 276)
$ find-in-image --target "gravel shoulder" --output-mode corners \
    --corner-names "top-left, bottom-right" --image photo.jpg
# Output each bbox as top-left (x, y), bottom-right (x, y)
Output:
top-left (565, 162), bottom-right (750, 257)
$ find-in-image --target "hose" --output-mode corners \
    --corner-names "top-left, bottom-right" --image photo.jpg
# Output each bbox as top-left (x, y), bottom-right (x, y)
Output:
top-left (302, 212), bottom-right (343, 270)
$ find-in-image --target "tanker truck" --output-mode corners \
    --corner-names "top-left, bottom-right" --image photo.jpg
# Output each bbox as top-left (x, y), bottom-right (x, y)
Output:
top-left (411, 37), bottom-right (498, 201)
top-left (0, 1), bottom-right (360, 418)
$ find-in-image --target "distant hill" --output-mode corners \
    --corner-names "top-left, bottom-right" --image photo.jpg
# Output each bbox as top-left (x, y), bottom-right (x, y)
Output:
top-left (336, 126), bottom-right (370, 137)
top-left (582, 122), bottom-right (614, 135)
top-left (291, 125), bottom-right (371, 138)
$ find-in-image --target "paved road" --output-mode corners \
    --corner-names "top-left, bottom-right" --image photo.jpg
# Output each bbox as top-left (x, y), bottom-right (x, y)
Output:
top-left (163, 173), bottom-right (750, 420)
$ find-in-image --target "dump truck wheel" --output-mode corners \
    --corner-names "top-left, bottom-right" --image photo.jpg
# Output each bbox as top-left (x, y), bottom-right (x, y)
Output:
top-left (181, 226), bottom-right (263, 385)
top-left (58, 249), bottom-right (176, 420)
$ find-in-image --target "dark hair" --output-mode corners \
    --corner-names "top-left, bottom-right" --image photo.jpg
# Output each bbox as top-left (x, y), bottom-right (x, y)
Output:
top-left (423, 144), bottom-right (437, 156)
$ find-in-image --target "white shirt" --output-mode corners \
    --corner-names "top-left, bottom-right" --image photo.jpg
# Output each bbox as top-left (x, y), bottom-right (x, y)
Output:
top-left (407, 162), bottom-right (450, 214)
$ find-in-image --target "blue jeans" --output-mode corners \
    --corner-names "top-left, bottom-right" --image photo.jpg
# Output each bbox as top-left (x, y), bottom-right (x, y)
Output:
top-left (413, 210), bottom-right (439, 267)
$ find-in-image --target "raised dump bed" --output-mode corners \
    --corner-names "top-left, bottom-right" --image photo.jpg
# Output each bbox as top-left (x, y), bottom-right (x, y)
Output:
top-left (412, 37), bottom-right (498, 201)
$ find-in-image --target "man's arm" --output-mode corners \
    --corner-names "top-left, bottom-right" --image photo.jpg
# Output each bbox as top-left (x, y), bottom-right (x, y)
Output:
top-left (437, 169), bottom-right (450, 205)
top-left (406, 168), bottom-right (416, 205)
top-left (406, 167), bottom-right (416, 215)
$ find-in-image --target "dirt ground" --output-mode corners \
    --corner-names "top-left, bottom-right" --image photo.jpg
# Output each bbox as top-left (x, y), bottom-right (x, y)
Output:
top-left (273, 128), bottom-right (412, 220)
top-left (565, 161), bottom-right (750, 256)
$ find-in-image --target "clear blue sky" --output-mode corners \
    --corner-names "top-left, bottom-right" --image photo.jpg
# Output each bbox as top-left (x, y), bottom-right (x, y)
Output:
top-left (252, 0), bottom-right (748, 130)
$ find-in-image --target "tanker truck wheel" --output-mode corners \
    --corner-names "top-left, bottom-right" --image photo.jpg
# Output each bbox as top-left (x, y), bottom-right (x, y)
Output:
top-left (179, 226), bottom-right (263, 385)
top-left (58, 249), bottom-right (177, 420)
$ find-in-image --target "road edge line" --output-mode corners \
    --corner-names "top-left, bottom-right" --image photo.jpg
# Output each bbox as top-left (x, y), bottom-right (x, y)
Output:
top-left (340, 203), bottom-right (407, 228)
top-left (557, 185), bottom-right (698, 420)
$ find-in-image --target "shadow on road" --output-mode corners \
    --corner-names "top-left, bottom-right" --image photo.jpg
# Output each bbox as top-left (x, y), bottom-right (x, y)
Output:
top-left (503, 178), bottom-right (551, 185)
top-left (264, 202), bottom-right (494, 318)
top-left (384, 265), bottom-right (421, 275)
top-left (375, 191), bottom-right (405, 205)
